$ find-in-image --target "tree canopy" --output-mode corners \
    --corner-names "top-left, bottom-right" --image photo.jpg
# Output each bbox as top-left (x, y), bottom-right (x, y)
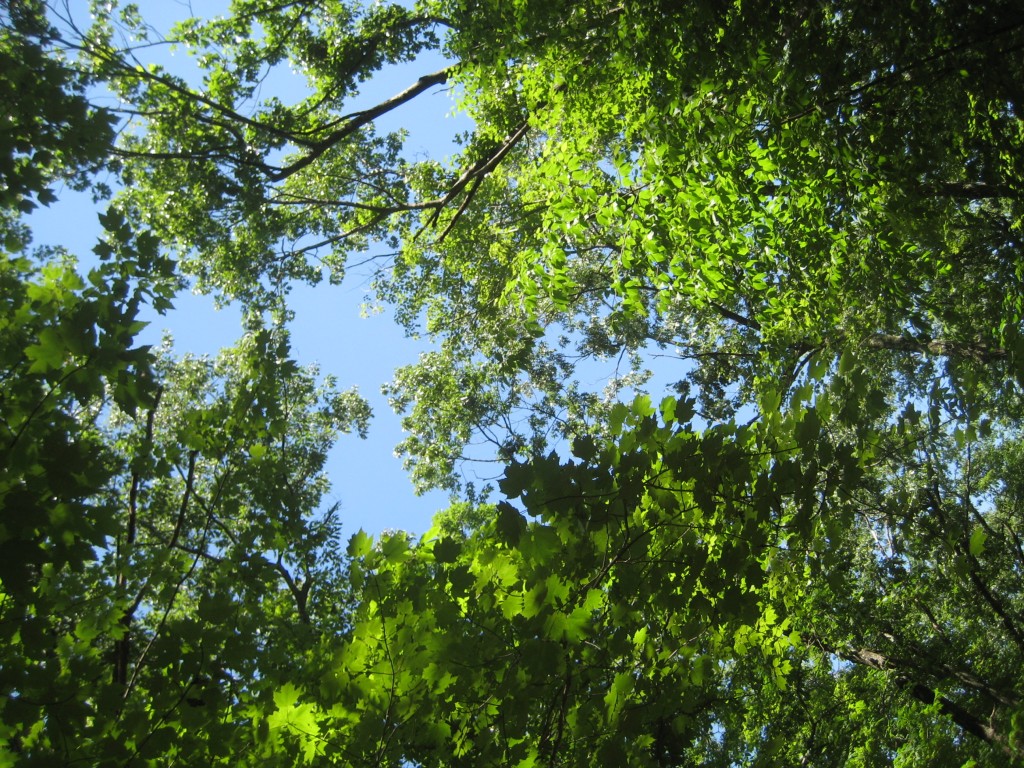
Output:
top-left (2, 0), bottom-right (1024, 764)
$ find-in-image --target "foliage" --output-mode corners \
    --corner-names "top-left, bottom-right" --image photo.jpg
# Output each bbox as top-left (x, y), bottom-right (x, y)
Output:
top-left (3, 0), bottom-right (1024, 765)
top-left (0, 5), bottom-right (368, 764)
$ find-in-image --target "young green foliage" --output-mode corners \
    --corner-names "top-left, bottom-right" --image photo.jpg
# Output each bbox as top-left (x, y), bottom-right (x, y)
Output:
top-left (8, 0), bottom-right (1024, 764)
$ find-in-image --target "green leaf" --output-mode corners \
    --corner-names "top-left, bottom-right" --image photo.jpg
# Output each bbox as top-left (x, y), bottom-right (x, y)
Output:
top-left (604, 671), bottom-right (635, 719)
top-left (347, 529), bottom-right (373, 558)
top-left (968, 526), bottom-right (988, 557)
top-left (25, 328), bottom-right (66, 372)
top-left (794, 408), bottom-right (819, 449)
top-left (499, 461), bottom-right (533, 499)
top-left (380, 533), bottom-right (410, 563)
top-left (433, 536), bottom-right (461, 563)
top-left (496, 502), bottom-right (527, 547)
top-left (571, 434), bottom-right (598, 462)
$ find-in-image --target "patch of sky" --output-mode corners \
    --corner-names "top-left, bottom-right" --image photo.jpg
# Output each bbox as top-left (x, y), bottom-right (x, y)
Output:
top-left (29, 0), bottom-right (471, 536)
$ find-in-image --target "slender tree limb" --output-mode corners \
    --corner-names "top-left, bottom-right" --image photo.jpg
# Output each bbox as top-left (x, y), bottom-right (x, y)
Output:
top-left (268, 67), bottom-right (452, 182)
top-left (420, 115), bottom-right (533, 238)
top-left (271, 553), bottom-right (311, 625)
top-left (862, 334), bottom-right (1007, 363)
top-left (925, 181), bottom-right (1016, 199)
top-left (115, 386), bottom-right (163, 687)
top-left (835, 646), bottom-right (1014, 755)
top-left (927, 487), bottom-right (1024, 653)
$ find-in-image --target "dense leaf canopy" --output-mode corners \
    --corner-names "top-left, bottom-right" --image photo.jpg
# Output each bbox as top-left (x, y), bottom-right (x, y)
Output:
top-left (2, 0), bottom-right (1024, 765)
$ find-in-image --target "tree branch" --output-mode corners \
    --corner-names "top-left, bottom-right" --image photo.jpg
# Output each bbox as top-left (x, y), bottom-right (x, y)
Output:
top-left (838, 646), bottom-right (1014, 755)
top-left (115, 386), bottom-right (163, 687)
top-left (267, 68), bottom-right (452, 182)
top-left (862, 334), bottom-right (1007, 363)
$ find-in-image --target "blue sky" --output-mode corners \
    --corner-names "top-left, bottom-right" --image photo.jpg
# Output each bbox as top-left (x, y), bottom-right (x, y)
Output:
top-left (32, 1), bottom-right (472, 538)
top-left (34, 1), bottom-right (696, 539)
